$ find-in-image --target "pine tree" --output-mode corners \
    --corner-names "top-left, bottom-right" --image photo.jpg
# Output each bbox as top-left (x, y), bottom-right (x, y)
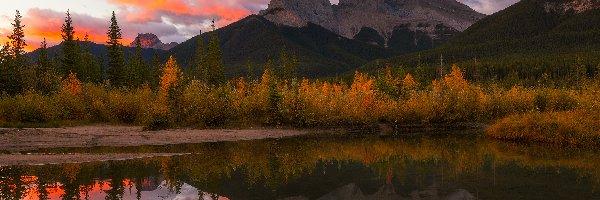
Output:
top-left (36, 38), bottom-right (59, 94)
top-left (278, 48), bottom-right (297, 81)
top-left (150, 51), bottom-right (162, 89)
top-left (192, 31), bottom-right (206, 81)
top-left (129, 36), bottom-right (148, 87)
top-left (61, 10), bottom-right (78, 75)
top-left (246, 60), bottom-right (255, 82)
top-left (205, 21), bottom-right (226, 86)
top-left (80, 33), bottom-right (102, 83)
top-left (106, 11), bottom-right (126, 87)
top-left (0, 42), bottom-right (12, 95)
top-left (4, 11), bottom-right (27, 95)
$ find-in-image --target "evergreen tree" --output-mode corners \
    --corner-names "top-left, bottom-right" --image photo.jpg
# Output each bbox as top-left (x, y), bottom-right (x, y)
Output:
top-left (150, 51), bottom-right (162, 89)
top-left (246, 60), bottom-right (255, 82)
top-left (36, 38), bottom-right (59, 94)
top-left (278, 48), bottom-right (297, 81)
top-left (3, 11), bottom-right (27, 95)
top-left (205, 21), bottom-right (226, 86)
top-left (106, 11), bottom-right (126, 87)
top-left (61, 10), bottom-right (78, 75)
top-left (0, 42), bottom-right (12, 95)
top-left (128, 36), bottom-right (148, 87)
top-left (80, 33), bottom-right (102, 83)
top-left (596, 63), bottom-right (600, 81)
top-left (192, 31), bottom-right (206, 81)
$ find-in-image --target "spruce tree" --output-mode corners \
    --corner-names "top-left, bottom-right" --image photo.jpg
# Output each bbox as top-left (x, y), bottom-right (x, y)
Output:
top-left (150, 51), bottom-right (162, 89)
top-left (4, 11), bottom-right (27, 95)
top-left (129, 36), bottom-right (148, 87)
top-left (81, 33), bottom-right (102, 83)
top-left (0, 42), bottom-right (12, 95)
top-left (205, 21), bottom-right (226, 86)
top-left (106, 11), bottom-right (126, 87)
top-left (192, 31), bottom-right (206, 81)
top-left (61, 10), bottom-right (78, 75)
top-left (36, 38), bottom-right (59, 94)
top-left (278, 48), bottom-right (297, 81)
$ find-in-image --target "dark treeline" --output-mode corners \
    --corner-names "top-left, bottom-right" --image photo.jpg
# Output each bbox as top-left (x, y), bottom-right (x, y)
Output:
top-left (0, 10), bottom-right (297, 96)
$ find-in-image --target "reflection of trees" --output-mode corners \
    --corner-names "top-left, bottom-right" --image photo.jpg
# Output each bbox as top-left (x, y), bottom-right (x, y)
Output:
top-left (2, 135), bottom-right (600, 199)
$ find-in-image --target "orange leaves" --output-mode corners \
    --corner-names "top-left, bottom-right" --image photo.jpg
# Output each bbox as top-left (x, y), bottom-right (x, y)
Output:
top-left (350, 71), bottom-right (374, 95)
top-left (160, 56), bottom-right (183, 96)
top-left (402, 73), bottom-right (417, 91)
top-left (61, 71), bottom-right (82, 95)
top-left (444, 64), bottom-right (469, 92)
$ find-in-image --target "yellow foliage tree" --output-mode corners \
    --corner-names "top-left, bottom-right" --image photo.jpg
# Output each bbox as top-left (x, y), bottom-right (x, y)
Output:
top-left (444, 64), bottom-right (468, 91)
top-left (61, 71), bottom-right (82, 95)
top-left (160, 56), bottom-right (184, 96)
top-left (402, 73), bottom-right (418, 91)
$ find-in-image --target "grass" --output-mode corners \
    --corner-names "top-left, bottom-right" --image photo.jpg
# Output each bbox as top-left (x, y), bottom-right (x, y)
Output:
top-left (487, 110), bottom-right (600, 147)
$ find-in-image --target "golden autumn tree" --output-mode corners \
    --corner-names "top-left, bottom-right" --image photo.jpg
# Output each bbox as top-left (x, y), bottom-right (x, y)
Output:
top-left (402, 73), bottom-right (418, 91)
top-left (61, 71), bottom-right (82, 95)
top-left (160, 56), bottom-right (184, 96)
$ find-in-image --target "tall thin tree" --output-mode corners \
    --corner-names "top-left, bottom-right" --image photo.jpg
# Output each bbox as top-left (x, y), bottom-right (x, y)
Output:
top-left (106, 11), bottom-right (126, 87)
top-left (61, 10), bottom-right (78, 75)
top-left (205, 20), bottom-right (226, 86)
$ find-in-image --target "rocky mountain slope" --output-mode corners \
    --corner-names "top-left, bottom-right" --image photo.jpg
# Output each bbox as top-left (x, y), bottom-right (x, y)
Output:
top-left (129, 33), bottom-right (178, 50)
top-left (259, 0), bottom-right (485, 47)
top-left (371, 0), bottom-right (600, 80)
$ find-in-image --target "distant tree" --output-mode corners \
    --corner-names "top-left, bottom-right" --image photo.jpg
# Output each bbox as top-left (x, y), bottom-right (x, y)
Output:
top-left (191, 31), bottom-right (206, 81)
top-left (246, 60), bottom-right (255, 82)
top-left (149, 50), bottom-right (162, 89)
top-left (596, 63), bottom-right (600, 81)
top-left (36, 38), bottom-right (60, 94)
top-left (61, 10), bottom-right (79, 75)
top-left (127, 36), bottom-right (148, 87)
top-left (80, 33), bottom-right (102, 83)
top-left (278, 48), bottom-right (298, 81)
top-left (106, 11), bottom-right (126, 87)
top-left (205, 20), bottom-right (226, 86)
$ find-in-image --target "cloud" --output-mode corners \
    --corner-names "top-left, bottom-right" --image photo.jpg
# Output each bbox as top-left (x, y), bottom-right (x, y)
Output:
top-left (458, 0), bottom-right (520, 14)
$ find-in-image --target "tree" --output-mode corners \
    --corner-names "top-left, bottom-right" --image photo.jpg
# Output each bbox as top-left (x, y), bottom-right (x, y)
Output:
top-left (36, 38), bottom-right (60, 94)
top-left (191, 31), bottom-right (206, 81)
top-left (127, 36), bottom-right (148, 87)
top-left (160, 56), bottom-right (184, 96)
top-left (205, 21), bottom-right (226, 86)
top-left (61, 10), bottom-right (79, 75)
top-left (1, 11), bottom-right (27, 95)
top-left (106, 11), bottom-right (126, 87)
top-left (149, 50), bottom-right (162, 89)
top-left (278, 48), bottom-right (298, 81)
top-left (80, 33), bottom-right (102, 83)
top-left (9, 10), bottom-right (26, 66)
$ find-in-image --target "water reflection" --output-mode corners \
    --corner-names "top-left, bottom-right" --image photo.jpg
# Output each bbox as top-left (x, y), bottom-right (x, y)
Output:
top-left (1, 134), bottom-right (600, 200)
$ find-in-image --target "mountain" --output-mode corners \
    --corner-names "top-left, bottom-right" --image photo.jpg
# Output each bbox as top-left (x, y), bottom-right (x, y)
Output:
top-left (374, 0), bottom-right (600, 79)
top-left (260, 0), bottom-right (485, 47)
top-left (129, 33), bottom-right (178, 50)
top-left (27, 41), bottom-right (169, 69)
top-left (171, 0), bottom-right (484, 78)
top-left (170, 15), bottom-right (389, 78)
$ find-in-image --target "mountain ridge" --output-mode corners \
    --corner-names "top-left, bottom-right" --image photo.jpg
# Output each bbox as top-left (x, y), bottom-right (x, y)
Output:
top-left (259, 0), bottom-right (485, 47)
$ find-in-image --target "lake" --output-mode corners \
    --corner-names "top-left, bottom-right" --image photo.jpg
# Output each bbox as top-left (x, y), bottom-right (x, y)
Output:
top-left (1, 131), bottom-right (599, 200)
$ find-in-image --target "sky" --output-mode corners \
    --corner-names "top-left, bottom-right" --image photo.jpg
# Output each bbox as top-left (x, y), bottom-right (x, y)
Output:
top-left (0, 0), bottom-right (519, 51)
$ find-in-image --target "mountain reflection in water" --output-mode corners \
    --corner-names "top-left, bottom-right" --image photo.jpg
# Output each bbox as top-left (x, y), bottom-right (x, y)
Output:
top-left (1, 134), bottom-right (600, 200)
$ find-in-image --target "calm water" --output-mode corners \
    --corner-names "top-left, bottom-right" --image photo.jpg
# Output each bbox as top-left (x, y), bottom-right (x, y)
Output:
top-left (1, 132), bottom-right (600, 200)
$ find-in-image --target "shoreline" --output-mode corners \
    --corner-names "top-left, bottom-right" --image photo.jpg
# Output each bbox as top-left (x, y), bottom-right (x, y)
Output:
top-left (0, 125), bottom-right (323, 152)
